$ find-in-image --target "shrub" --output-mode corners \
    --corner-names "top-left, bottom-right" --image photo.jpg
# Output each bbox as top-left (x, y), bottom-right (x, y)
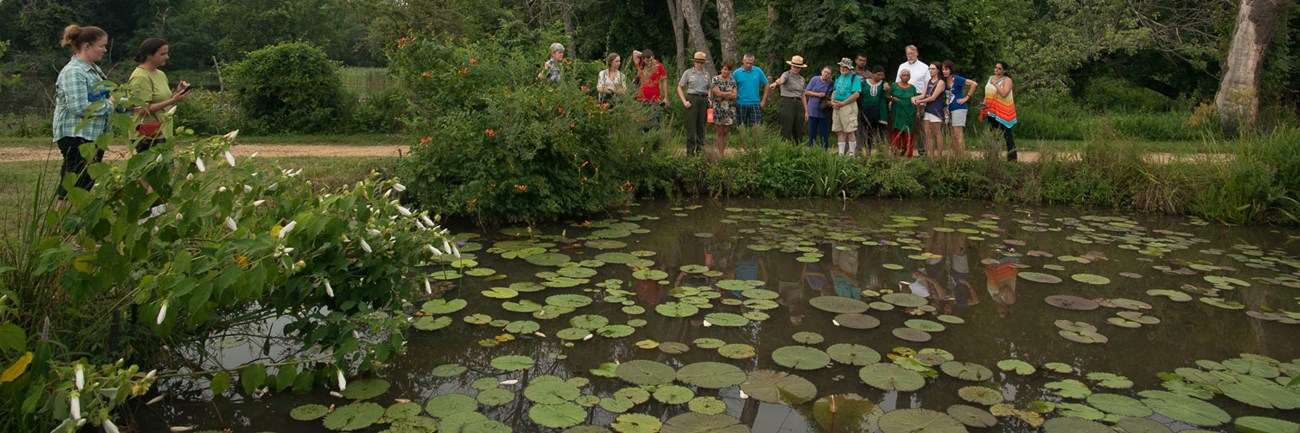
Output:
top-left (352, 86), bottom-right (412, 132)
top-left (1082, 76), bottom-right (1172, 112)
top-left (177, 89), bottom-right (242, 135)
top-left (227, 42), bottom-right (347, 134)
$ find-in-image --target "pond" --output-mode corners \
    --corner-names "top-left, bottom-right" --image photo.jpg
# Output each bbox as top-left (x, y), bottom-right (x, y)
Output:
top-left (137, 198), bottom-right (1300, 433)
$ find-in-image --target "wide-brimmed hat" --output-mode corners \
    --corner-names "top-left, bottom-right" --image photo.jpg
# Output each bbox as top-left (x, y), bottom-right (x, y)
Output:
top-left (786, 55), bottom-right (807, 68)
top-left (837, 58), bottom-right (854, 69)
top-left (692, 51), bottom-right (708, 61)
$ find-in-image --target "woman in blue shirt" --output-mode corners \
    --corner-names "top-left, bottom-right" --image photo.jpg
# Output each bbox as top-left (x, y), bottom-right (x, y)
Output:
top-left (802, 66), bottom-right (833, 149)
top-left (52, 24), bottom-right (114, 204)
top-left (942, 61), bottom-right (976, 157)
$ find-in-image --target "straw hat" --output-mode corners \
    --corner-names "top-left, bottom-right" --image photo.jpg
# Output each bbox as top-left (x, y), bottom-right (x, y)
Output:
top-left (692, 51), bottom-right (708, 61)
top-left (837, 57), bottom-right (854, 69)
top-left (786, 55), bottom-right (807, 68)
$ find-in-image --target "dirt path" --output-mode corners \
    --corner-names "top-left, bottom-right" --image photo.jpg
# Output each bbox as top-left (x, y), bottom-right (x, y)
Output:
top-left (0, 144), bottom-right (410, 163)
top-left (0, 143), bottom-right (1230, 164)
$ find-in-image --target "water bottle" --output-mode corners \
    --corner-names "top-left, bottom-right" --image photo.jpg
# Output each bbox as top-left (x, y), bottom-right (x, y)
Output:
top-left (707, 108), bottom-right (715, 123)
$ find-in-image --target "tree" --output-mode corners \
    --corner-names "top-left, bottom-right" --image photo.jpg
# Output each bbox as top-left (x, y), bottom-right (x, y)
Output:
top-left (666, 0), bottom-right (686, 70)
top-left (682, 0), bottom-right (714, 73)
top-left (716, 0), bottom-right (737, 63)
top-left (1216, 0), bottom-right (1294, 132)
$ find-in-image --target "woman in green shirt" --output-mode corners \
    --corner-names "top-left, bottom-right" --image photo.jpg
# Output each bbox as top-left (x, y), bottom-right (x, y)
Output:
top-left (127, 38), bottom-right (190, 152)
top-left (887, 69), bottom-right (919, 157)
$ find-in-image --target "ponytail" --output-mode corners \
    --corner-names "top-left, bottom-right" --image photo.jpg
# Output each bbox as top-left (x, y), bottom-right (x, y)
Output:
top-left (60, 24), bottom-right (106, 52)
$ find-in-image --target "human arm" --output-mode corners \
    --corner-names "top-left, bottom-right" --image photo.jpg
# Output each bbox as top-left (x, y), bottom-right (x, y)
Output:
top-left (959, 79), bottom-right (976, 104)
top-left (677, 83), bottom-right (691, 108)
top-left (915, 80), bottom-right (947, 103)
top-left (995, 76), bottom-right (1014, 98)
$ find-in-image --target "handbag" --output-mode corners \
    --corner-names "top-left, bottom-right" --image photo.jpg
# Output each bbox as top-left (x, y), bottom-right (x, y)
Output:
top-left (818, 78), bottom-right (834, 113)
top-left (135, 72), bottom-right (165, 138)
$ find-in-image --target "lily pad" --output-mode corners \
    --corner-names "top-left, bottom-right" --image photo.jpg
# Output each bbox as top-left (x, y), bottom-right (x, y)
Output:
top-left (1071, 273), bottom-right (1111, 285)
top-left (688, 397), bottom-right (728, 416)
top-left (1219, 376), bottom-right (1300, 409)
top-left (812, 394), bottom-right (884, 433)
top-left (422, 299), bottom-right (468, 314)
top-left (383, 402), bottom-right (423, 421)
top-left (490, 355), bottom-right (535, 371)
top-left (703, 312), bottom-right (748, 327)
top-left (718, 343), bottom-right (756, 359)
top-left (341, 379), bottom-right (390, 400)
top-left (1086, 393), bottom-right (1151, 417)
top-left (878, 408), bottom-right (968, 433)
top-left (882, 293), bottom-right (929, 307)
top-left (947, 405), bottom-right (997, 428)
top-left (892, 327), bottom-right (932, 342)
top-left (425, 393), bottom-right (477, 418)
top-left (958, 386), bottom-right (1003, 405)
top-left (740, 370), bottom-right (818, 404)
top-left (693, 338), bottom-right (726, 349)
top-left (612, 413), bottom-right (662, 433)
top-left (431, 363), bottom-right (467, 377)
top-left (1139, 390), bottom-right (1230, 427)
top-left (810, 296), bottom-right (871, 314)
top-left (661, 413), bottom-right (749, 433)
top-left (524, 376), bottom-right (582, 404)
top-left (996, 360), bottom-right (1036, 375)
top-left (1045, 295), bottom-right (1100, 311)
top-left (616, 360), bottom-right (676, 386)
top-left (656, 302), bottom-right (700, 318)
top-left (529, 402), bottom-right (586, 428)
top-left (772, 345), bottom-right (832, 370)
top-left (597, 324), bottom-right (636, 338)
top-left (526, 252), bottom-right (572, 266)
top-left (1019, 272), bottom-right (1063, 284)
top-left (1146, 289), bottom-right (1193, 302)
top-left (1234, 416), bottom-right (1300, 433)
top-left (290, 404), bottom-right (329, 421)
top-left (477, 388), bottom-right (516, 406)
top-left (323, 402), bottom-right (385, 431)
top-left (905, 319), bottom-right (946, 332)
top-left (792, 331), bottom-right (824, 344)
top-left (1042, 417), bottom-right (1110, 433)
top-left (1114, 417), bottom-right (1173, 433)
top-left (859, 363), bottom-right (926, 392)
top-left (413, 316), bottom-right (453, 331)
top-left (676, 362), bottom-right (746, 389)
top-left (835, 313), bottom-right (882, 329)
top-left (827, 343), bottom-right (882, 366)
top-left (653, 385), bottom-right (695, 404)
top-left (1046, 379), bottom-right (1092, 399)
top-left (941, 361), bottom-right (993, 381)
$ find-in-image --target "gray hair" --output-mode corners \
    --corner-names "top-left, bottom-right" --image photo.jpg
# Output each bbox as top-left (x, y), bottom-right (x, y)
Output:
top-left (743, 53), bottom-right (755, 60)
top-left (905, 45), bottom-right (918, 53)
top-left (550, 43), bottom-right (565, 53)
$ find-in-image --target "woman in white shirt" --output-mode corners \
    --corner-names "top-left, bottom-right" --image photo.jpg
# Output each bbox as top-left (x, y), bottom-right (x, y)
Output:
top-left (597, 52), bottom-right (627, 107)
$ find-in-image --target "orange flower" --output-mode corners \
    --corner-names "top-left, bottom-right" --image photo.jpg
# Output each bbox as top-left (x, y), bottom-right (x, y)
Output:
top-left (458, 67), bottom-right (468, 75)
top-left (580, 85), bottom-right (589, 92)
top-left (580, 161), bottom-right (589, 168)
top-left (513, 184), bottom-right (528, 192)
top-left (485, 129), bottom-right (495, 137)
top-left (557, 107), bottom-right (565, 114)
top-left (420, 136), bottom-right (432, 144)
top-left (470, 58), bottom-right (477, 65)
top-left (570, 123), bottom-right (576, 129)
top-left (421, 72), bottom-right (433, 78)
top-left (582, 220), bottom-right (592, 227)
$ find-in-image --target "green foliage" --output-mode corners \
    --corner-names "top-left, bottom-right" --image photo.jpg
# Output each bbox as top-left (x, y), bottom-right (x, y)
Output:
top-left (228, 42), bottom-right (348, 134)
top-left (177, 89), bottom-right (243, 135)
top-left (352, 87), bottom-right (413, 133)
top-left (1083, 76), bottom-right (1172, 112)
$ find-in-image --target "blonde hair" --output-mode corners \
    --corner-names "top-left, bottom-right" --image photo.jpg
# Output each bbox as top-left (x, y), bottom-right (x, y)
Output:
top-left (60, 24), bottom-right (106, 52)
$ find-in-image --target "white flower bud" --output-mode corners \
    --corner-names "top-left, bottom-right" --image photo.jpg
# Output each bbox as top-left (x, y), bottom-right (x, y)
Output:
top-left (224, 150), bottom-right (236, 167)
top-left (69, 390), bottom-right (81, 420)
top-left (359, 238), bottom-right (372, 253)
top-left (279, 221), bottom-right (297, 238)
top-left (195, 157), bottom-right (206, 173)
top-left (74, 364), bottom-right (84, 390)
top-left (336, 369), bottom-right (347, 391)
top-left (225, 217), bottom-right (237, 232)
top-left (324, 280), bottom-right (334, 297)
top-left (156, 302), bottom-right (168, 325)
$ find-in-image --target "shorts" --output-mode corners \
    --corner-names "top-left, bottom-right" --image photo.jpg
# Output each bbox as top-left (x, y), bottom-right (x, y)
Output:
top-left (832, 102), bottom-right (858, 133)
top-left (736, 104), bottom-right (761, 126)
top-left (924, 112), bottom-right (943, 123)
top-left (949, 109), bottom-right (968, 127)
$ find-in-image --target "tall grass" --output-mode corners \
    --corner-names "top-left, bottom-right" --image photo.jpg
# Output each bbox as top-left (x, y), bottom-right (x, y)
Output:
top-left (341, 67), bottom-right (396, 100)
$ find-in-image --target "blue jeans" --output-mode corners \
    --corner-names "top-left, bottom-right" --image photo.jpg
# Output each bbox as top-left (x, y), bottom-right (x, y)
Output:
top-left (807, 116), bottom-right (830, 148)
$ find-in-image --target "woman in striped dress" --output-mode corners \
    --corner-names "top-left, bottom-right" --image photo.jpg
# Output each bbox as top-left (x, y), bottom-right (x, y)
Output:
top-left (985, 61), bottom-right (1018, 161)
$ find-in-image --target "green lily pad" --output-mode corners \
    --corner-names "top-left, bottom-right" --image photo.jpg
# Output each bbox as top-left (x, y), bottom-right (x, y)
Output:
top-left (1060, 402), bottom-right (1107, 420)
top-left (526, 252), bottom-right (572, 266)
top-left (741, 288), bottom-right (781, 300)
top-left (616, 360), bottom-right (676, 386)
top-left (632, 269), bottom-right (669, 280)
top-left (481, 287), bottom-right (518, 299)
top-left (827, 343), bottom-right (881, 366)
top-left (425, 394), bottom-right (477, 418)
top-left (878, 408), bottom-right (967, 433)
top-left (676, 362), bottom-right (746, 389)
top-left (597, 324), bottom-right (636, 338)
top-left (612, 413), bottom-right (662, 433)
top-left (558, 266), bottom-right (599, 278)
top-left (1146, 289), bottom-right (1193, 302)
top-left (996, 360), bottom-right (1036, 375)
top-left (413, 316), bottom-right (453, 331)
top-left (693, 338), bottom-right (726, 349)
top-left (1086, 393), bottom-right (1151, 417)
top-left (1219, 375), bottom-right (1300, 409)
top-left (1044, 295), bottom-right (1100, 311)
top-left (615, 387), bottom-right (651, 404)
top-left (958, 386), bottom-right (1003, 405)
top-left (491, 355), bottom-right (535, 371)
top-left (947, 404), bottom-right (997, 428)
top-left (703, 312), bottom-right (748, 327)
top-left (659, 341), bottom-right (690, 354)
top-left (599, 397), bottom-right (635, 414)
top-left (688, 396), bottom-right (727, 415)
top-left (547, 294), bottom-right (594, 308)
top-left (290, 404), bottom-right (328, 421)
top-left (557, 327), bottom-right (593, 340)
top-left (718, 343), bottom-right (756, 359)
top-left (505, 320), bottom-right (541, 334)
top-left (569, 314), bottom-right (609, 330)
top-left (464, 267), bottom-right (497, 277)
top-left (834, 313), bottom-right (881, 329)
top-left (916, 349), bottom-right (955, 366)
top-left (859, 363), bottom-right (926, 392)
top-left (1019, 272), bottom-right (1063, 284)
top-left (656, 302), bottom-right (700, 318)
top-left (905, 319), bottom-right (946, 332)
top-left (477, 388), bottom-right (516, 406)
top-left (1044, 362), bottom-right (1075, 374)
top-left (792, 331), bottom-right (824, 344)
top-left (341, 378), bottom-right (390, 400)
top-left (429, 270), bottom-right (463, 280)
top-left (431, 363), bottom-right (467, 377)
top-left (892, 327), bottom-right (932, 342)
top-left (323, 402), bottom-right (384, 431)
top-left (1199, 297), bottom-right (1245, 310)
top-left (1086, 372), bottom-right (1133, 389)
top-left (383, 402), bottom-right (423, 421)
top-left (1114, 417), bottom-right (1173, 433)
top-left (660, 413), bottom-right (749, 433)
top-left (524, 376), bottom-right (581, 404)
top-left (1139, 390), bottom-right (1230, 427)
top-left (941, 361), bottom-right (993, 381)
top-left (653, 385), bottom-right (695, 404)
top-left (812, 394), bottom-right (884, 433)
top-left (1042, 417), bottom-right (1111, 433)
top-left (1234, 416), bottom-right (1300, 433)
top-left (882, 293), bottom-right (929, 307)
top-left (937, 315), bottom-right (966, 324)
top-left (809, 296), bottom-right (871, 314)
top-left (772, 345), bottom-right (832, 370)
top-left (529, 402), bottom-right (586, 428)
top-left (421, 299), bottom-right (468, 314)
top-left (1046, 379), bottom-right (1092, 399)
top-left (740, 370), bottom-right (818, 404)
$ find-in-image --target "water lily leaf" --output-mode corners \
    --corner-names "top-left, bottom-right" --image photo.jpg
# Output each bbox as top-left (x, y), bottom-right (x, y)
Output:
top-left (741, 369), bottom-right (818, 404)
top-left (323, 402), bottom-right (384, 431)
top-left (1046, 379), bottom-right (1092, 399)
top-left (389, 415), bottom-right (438, 433)
top-left (915, 349), bottom-right (955, 366)
top-left (476, 388), bottom-right (515, 406)
top-left (1086, 393), bottom-right (1151, 417)
top-left (892, 328), bottom-right (932, 342)
top-left (341, 378), bottom-right (389, 400)
top-left (941, 362), bottom-right (993, 381)
top-left (413, 316), bottom-right (453, 331)
top-left (1056, 402), bottom-right (1105, 420)
top-left (597, 324), bottom-right (635, 338)
top-left (290, 404), bottom-right (328, 421)
top-left (524, 376), bottom-right (582, 404)
top-left (742, 288), bottom-right (781, 300)
top-left (1138, 390), bottom-right (1230, 426)
top-left (654, 385), bottom-right (695, 404)
top-left (827, 343), bottom-right (882, 366)
top-left (958, 386), bottom-right (1003, 405)
top-left (809, 296), bottom-right (871, 313)
top-left (703, 312), bottom-right (748, 327)
top-left (688, 396), bottom-right (727, 415)
top-left (1219, 376), bottom-right (1300, 409)
top-left (792, 331), bottom-right (824, 344)
top-left (616, 360), bottom-right (676, 386)
top-left (547, 294), bottom-right (594, 308)
top-left (1019, 272), bottom-right (1063, 284)
top-left (859, 363), bottom-right (926, 392)
top-left (693, 338), bottom-right (726, 349)
top-left (1145, 289), bottom-right (1192, 302)
top-left (659, 341), bottom-right (690, 354)
top-left (1044, 295), bottom-right (1099, 311)
top-left (1114, 417), bottom-right (1172, 433)
top-left (810, 394), bottom-right (883, 433)
top-left (718, 343), bottom-right (756, 359)
top-left (489, 355), bottom-right (535, 372)
top-left (633, 269), bottom-right (669, 280)
top-left (425, 393), bottom-right (477, 418)
top-left (465, 267), bottom-right (497, 277)
top-left (996, 360), bottom-right (1036, 375)
top-left (529, 402), bottom-right (586, 428)
top-left (1223, 356), bottom-right (1280, 378)
top-left (1044, 362), bottom-right (1075, 374)
top-left (1204, 275), bottom-right (1250, 287)
top-left (878, 408), bottom-right (968, 433)
top-left (615, 387), bottom-right (651, 404)
top-left (505, 320), bottom-right (541, 334)
top-left (1042, 417), bottom-right (1110, 433)
top-left (421, 299), bottom-right (468, 314)
top-left (882, 293), bottom-right (928, 307)
top-left (1055, 320), bottom-right (1097, 332)
top-left (1086, 372), bottom-right (1133, 389)
top-left (661, 413), bottom-right (749, 433)
top-left (947, 405), bottom-right (997, 428)
top-left (676, 362), bottom-right (746, 389)
top-left (905, 319), bottom-right (946, 332)
top-left (1107, 317), bottom-right (1142, 328)
top-left (432, 363), bottom-right (467, 378)
top-left (429, 270), bottom-right (463, 280)
top-left (772, 345), bottom-right (832, 370)
top-left (600, 397), bottom-right (635, 414)
top-left (1234, 416), bottom-right (1300, 433)
top-left (1199, 297), bottom-right (1245, 310)
top-left (612, 413), bottom-right (662, 433)
top-left (834, 313), bottom-right (881, 329)
top-left (1058, 329), bottom-right (1108, 344)
top-left (383, 402), bottom-right (423, 422)
top-left (481, 287), bottom-right (518, 299)
top-left (1071, 273), bottom-right (1111, 285)
top-left (656, 302), bottom-right (700, 318)
top-left (936, 315), bottom-right (965, 324)
top-left (526, 252), bottom-right (572, 266)
top-left (568, 314), bottom-right (609, 330)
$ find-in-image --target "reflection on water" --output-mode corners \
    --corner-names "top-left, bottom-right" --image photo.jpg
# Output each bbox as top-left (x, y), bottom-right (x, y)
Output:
top-left (136, 198), bottom-right (1300, 432)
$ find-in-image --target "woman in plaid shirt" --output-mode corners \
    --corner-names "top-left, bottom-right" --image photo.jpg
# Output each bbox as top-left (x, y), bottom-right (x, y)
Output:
top-left (52, 24), bottom-right (114, 203)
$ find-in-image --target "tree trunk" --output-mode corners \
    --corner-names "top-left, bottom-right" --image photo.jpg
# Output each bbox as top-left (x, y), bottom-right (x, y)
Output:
top-left (560, 0), bottom-right (577, 57)
top-left (682, 0), bottom-right (715, 75)
top-left (765, 4), bottom-right (778, 66)
top-left (1215, 0), bottom-right (1292, 133)
top-left (716, 0), bottom-right (737, 63)
top-left (667, 0), bottom-right (686, 71)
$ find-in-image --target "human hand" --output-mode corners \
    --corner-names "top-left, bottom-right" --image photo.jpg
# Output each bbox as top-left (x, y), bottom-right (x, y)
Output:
top-left (760, 100), bottom-right (766, 108)
top-left (683, 100), bottom-right (692, 109)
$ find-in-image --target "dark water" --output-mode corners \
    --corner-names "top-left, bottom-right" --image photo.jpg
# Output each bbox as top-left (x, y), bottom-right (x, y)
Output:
top-left (136, 198), bottom-right (1300, 432)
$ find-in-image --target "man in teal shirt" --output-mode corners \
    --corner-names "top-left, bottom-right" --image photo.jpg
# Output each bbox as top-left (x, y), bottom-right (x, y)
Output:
top-left (731, 53), bottom-right (769, 151)
top-left (830, 58), bottom-right (861, 156)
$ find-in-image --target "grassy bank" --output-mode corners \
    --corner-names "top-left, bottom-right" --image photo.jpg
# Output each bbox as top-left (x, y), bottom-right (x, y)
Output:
top-left (0, 133), bottom-right (408, 149)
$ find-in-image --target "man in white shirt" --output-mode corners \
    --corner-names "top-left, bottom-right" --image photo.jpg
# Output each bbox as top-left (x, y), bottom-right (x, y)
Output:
top-left (896, 45), bottom-right (929, 90)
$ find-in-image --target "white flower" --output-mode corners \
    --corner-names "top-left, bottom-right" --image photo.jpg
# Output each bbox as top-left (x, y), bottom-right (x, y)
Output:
top-left (243, 184), bottom-right (253, 193)
top-left (249, 152), bottom-right (258, 159)
top-left (832, 319), bottom-right (841, 327)
top-left (279, 221), bottom-right (297, 238)
top-left (185, 173), bottom-right (193, 181)
top-left (533, 331), bottom-right (546, 338)
top-left (359, 238), bottom-right (372, 253)
top-left (396, 205), bottom-right (412, 216)
top-left (452, 244), bottom-right (461, 258)
top-left (224, 130), bottom-right (240, 140)
top-left (154, 155), bottom-right (162, 163)
top-left (703, 320), bottom-right (712, 327)
top-left (144, 369), bottom-right (157, 381)
top-left (69, 390), bottom-right (81, 420)
top-left (253, 200), bottom-right (266, 206)
top-left (218, 187), bottom-right (227, 193)
top-left (146, 395), bottom-right (165, 405)
top-left (420, 215), bottom-right (435, 227)
top-left (74, 364), bottom-right (84, 390)
top-left (103, 419), bottom-right (120, 433)
top-left (324, 280), bottom-right (334, 298)
top-left (423, 278), bottom-right (432, 295)
top-left (224, 150), bottom-right (236, 167)
top-left (329, 391), bottom-right (343, 398)
top-left (393, 182), bottom-right (406, 192)
top-left (336, 369), bottom-right (347, 391)
top-left (367, 229), bottom-right (381, 237)
top-left (225, 217), bottom-right (238, 232)
top-left (428, 245), bottom-right (442, 256)
top-left (583, 333), bottom-right (593, 341)
top-left (156, 302), bottom-right (168, 325)
top-left (195, 157), bottom-right (206, 173)
top-left (442, 240), bottom-right (453, 255)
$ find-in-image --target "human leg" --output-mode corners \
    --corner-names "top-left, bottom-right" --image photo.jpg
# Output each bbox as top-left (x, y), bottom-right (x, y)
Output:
top-left (56, 137), bottom-right (98, 202)
top-left (716, 124), bottom-right (729, 157)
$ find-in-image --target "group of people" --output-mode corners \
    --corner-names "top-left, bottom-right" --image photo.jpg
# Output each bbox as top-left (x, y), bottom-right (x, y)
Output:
top-left (554, 43), bottom-right (1019, 160)
top-left (52, 24), bottom-right (190, 204)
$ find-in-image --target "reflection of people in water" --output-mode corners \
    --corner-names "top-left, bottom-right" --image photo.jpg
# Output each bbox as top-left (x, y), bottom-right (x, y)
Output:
top-left (985, 247), bottom-right (1019, 318)
top-left (778, 280), bottom-right (807, 325)
top-left (948, 237), bottom-right (979, 306)
top-left (802, 262), bottom-right (831, 296)
top-left (831, 241), bottom-right (862, 299)
top-left (899, 268), bottom-right (949, 300)
top-left (733, 248), bottom-right (768, 289)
